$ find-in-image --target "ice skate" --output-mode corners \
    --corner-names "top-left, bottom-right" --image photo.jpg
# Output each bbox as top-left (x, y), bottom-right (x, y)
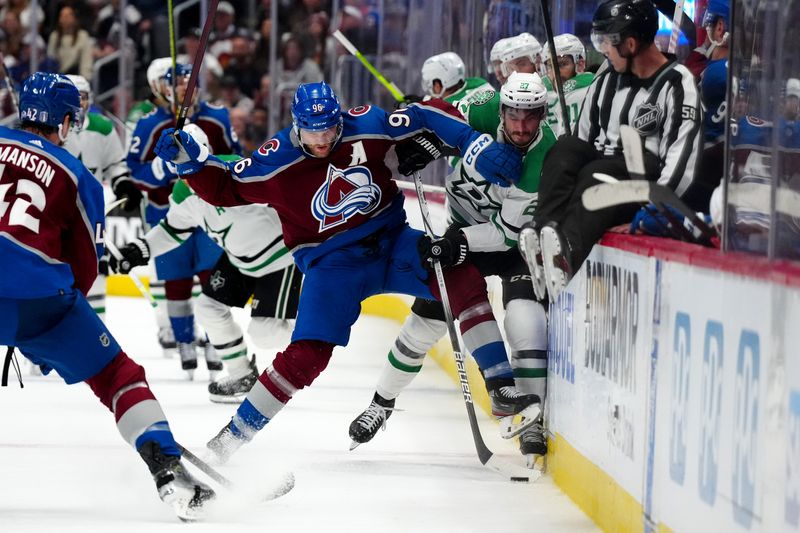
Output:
top-left (138, 441), bottom-right (216, 522)
top-left (349, 393), bottom-right (396, 450)
top-left (518, 223), bottom-right (547, 301)
top-left (487, 378), bottom-right (541, 439)
top-left (206, 421), bottom-right (248, 465)
top-left (540, 223), bottom-right (573, 304)
top-left (177, 342), bottom-right (198, 380)
top-left (208, 357), bottom-right (258, 404)
top-left (201, 340), bottom-right (223, 380)
top-left (519, 421), bottom-right (547, 468)
top-left (158, 326), bottom-right (177, 355)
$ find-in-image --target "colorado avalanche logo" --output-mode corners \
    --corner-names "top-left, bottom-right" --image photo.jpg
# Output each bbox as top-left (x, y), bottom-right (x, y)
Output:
top-left (311, 164), bottom-right (382, 231)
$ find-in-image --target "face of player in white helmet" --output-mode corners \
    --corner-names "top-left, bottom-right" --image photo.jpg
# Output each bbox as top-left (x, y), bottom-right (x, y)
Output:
top-left (492, 60), bottom-right (507, 84)
top-left (299, 125), bottom-right (339, 158)
top-left (502, 107), bottom-right (544, 147)
top-left (545, 55), bottom-right (579, 83)
top-left (502, 56), bottom-right (537, 77)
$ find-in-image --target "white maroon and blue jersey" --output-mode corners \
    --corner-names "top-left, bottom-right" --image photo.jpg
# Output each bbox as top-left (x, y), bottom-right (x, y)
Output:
top-left (127, 101), bottom-right (241, 227)
top-left (701, 59), bottom-right (728, 145)
top-left (0, 126), bottom-right (104, 298)
top-left (182, 100), bottom-right (480, 272)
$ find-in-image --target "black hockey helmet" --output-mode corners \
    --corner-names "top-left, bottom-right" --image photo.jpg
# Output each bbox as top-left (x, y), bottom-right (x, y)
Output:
top-left (591, 0), bottom-right (659, 49)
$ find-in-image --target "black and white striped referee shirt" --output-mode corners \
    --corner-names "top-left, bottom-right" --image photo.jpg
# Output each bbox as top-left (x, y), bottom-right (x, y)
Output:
top-left (577, 59), bottom-right (703, 198)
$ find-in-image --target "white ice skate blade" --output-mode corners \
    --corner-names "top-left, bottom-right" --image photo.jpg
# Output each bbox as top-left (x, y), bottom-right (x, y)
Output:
top-left (349, 440), bottom-right (362, 451)
top-left (499, 403), bottom-right (542, 439)
top-left (208, 393), bottom-right (246, 404)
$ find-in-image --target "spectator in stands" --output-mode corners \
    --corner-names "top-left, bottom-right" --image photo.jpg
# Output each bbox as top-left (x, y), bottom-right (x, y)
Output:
top-left (276, 34), bottom-right (323, 89)
top-left (0, 0), bottom-right (43, 33)
top-left (1, 10), bottom-right (24, 61)
top-left (303, 11), bottom-right (330, 69)
top-left (9, 33), bottom-right (59, 87)
top-left (252, 17), bottom-right (272, 79)
top-left (222, 30), bottom-right (261, 98)
top-left (47, 4), bottom-right (93, 80)
top-left (209, 1), bottom-right (240, 59)
top-left (219, 74), bottom-right (254, 113)
top-left (179, 27), bottom-right (223, 99)
top-left (253, 73), bottom-right (271, 111)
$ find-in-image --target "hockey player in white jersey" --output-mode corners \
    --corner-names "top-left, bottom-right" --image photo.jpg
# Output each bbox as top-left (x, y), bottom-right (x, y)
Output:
top-left (111, 164), bottom-right (300, 403)
top-left (489, 37), bottom-right (514, 86)
top-left (499, 32), bottom-right (543, 80)
top-left (420, 52), bottom-right (494, 105)
top-left (63, 74), bottom-right (143, 320)
top-left (541, 33), bottom-right (594, 137)
top-left (349, 72), bottom-right (555, 465)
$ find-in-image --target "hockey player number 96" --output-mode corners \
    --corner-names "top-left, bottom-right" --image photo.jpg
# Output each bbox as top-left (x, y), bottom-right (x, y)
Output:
top-left (388, 111), bottom-right (411, 128)
top-left (0, 176), bottom-right (47, 234)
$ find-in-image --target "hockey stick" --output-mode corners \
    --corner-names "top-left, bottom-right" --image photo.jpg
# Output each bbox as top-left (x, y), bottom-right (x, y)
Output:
top-left (654, 0), bottom-right (696, 49)
top-left (411, 171), bottom-right (539, 483)
top-left (104, 236), bottom-right (159, 309)
top-left (668, 0), bottom-right (686, 54)
top-left (332, 30), bottom-right (405, 103)
top-left (538, 0), bottom-right (572, 136)
top-left (177, 443), bottom-right (295, 501)
top-left (0, 52), bottom-right (18, 112)
top-left (175, 0), bottom-right (219, 130)
top-left (393, 178), bottom-right (445, 194)
top-left (167, 0), bottom-right (178, 118)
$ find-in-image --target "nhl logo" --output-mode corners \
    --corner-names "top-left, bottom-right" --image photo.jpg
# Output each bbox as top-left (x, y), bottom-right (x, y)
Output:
top-left (99, 333), bottom-right (110, 347)
top-left (632, 103), bottom-right (662, 135)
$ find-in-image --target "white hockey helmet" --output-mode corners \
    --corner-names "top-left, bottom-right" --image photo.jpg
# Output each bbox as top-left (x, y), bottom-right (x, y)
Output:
top-left (147, 57), bottom-right (173, 101)
top-left (490, 37), bottom-right (513, 63)
top-left (787, 78), bottom-right (800, 99)
top-left (500, 32), bottom-right (542, 77)
top-left (421, 52), bottom-right (466, 97)
top-left (500, 71), bottom-right (548, 110)
top-left (65, 74), bottom-right (91, 97)
top-left (542, 33), bottom-right (586, 66)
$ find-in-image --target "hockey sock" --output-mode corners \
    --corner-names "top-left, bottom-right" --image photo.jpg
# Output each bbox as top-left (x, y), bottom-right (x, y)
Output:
top-left (166, 278), bottom-right (195, 344)
top-left (506, 299), bottom-right (548, 398)
top-left (85, 351), bottom-right (179, 456)
top-left (195, 294), bottom-right (250, 376)
top-left (230, 340), bottom-right (334, 438)
top-left (430, 263), bottom-right (513, 380)
top-left (376, 311), bottom-right (446, 400)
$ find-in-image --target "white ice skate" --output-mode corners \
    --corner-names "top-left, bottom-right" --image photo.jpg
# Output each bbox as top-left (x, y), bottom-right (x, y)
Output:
top-left (518, 223), bottom-right (547, 301)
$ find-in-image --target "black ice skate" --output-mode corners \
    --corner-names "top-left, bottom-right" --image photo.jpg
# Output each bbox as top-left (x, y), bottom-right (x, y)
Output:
top-left (138, 440), bottom-right (216, 522)
top-left (518, 222), bottom-right (547, 301)
top-left (206, 421), bottom-right (248, 465)
top-left (348, 393), bottom-right (396, 450)
top-left (158, 326), bottom-right (177, 353)
top-left (486, 378), bottom-right (542, 439)
top-left (540, 222), bottom-right (573, 304)
top-left (208, 358), bottom-right (259, 404)
top-left (519, 421), bottom-right (547, 469)
top-left (177, 342), bottom-right (198, 380)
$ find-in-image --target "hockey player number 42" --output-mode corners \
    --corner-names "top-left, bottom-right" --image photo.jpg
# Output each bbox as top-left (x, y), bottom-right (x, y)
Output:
top-left (0, 174), bottom-right (47, 234)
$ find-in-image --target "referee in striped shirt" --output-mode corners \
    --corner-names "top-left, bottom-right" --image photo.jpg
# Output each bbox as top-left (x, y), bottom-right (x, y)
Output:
top-left (530, 0), bottom-right (703, 301)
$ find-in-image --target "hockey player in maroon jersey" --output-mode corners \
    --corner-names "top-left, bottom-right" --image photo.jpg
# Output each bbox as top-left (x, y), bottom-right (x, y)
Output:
top-left (0, 72), bottom-right (214, 521)
top-left (155, 81), bottom-right (541, 463)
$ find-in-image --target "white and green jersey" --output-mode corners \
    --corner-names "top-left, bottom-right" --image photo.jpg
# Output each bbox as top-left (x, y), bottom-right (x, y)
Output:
top-left (444, 77), bottom-right (494, 107)
top-left (64, 111), bottom-right (130, 188)
top-left (542, 72), bottom-right (594, 137)
top-left (145, 178), bottom-right (292, 278)
top-left (452, 90), bottom-right (557, 252)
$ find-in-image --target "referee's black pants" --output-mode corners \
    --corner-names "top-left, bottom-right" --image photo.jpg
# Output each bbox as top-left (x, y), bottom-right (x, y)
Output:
top-left (535, 135), bottom-right (661, 272)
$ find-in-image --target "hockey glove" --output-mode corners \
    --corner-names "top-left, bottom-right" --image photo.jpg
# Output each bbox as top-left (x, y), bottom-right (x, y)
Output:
top-left (630, 204), bottom-right (685, 237)
top-left (462, 133), bottom-right (522, 187)
top-left (417, 227), bottom-right (469, 269)
top-left (395, 94), bottom-right (423, 109)
top-left (154, 128), bottom-right (209, 174)
top-left (108, 239), bottom-right (150, 274)
top-left (111, 179), bottom-right (144, 213)
top-left (396, 131), bottom-right (444, 176)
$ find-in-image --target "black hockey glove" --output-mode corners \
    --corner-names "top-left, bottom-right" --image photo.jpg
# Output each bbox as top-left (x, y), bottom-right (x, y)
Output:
top-left (112, 179), bottom-right (144, 213)
top-left (108, 239), bottom-right (150, 274)
top-left (395, 94), bottom-right (424, 109)
top-left (417, 227), bottom-right (469, 269)
top-left (98, 255), bottom-right (109, 276)
top-left (396, 131), bottom-right (444, 176)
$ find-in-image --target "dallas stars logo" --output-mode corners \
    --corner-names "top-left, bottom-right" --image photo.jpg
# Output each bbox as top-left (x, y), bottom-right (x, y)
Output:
top-left (204, 219), bottom-right (232, 248)
top-left (449, 165), bottom-right (502, 215)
